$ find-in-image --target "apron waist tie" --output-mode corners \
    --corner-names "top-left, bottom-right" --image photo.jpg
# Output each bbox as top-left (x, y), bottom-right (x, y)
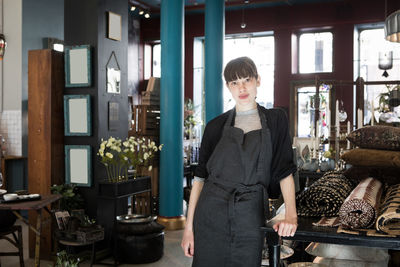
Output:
top-left (207, 178), bottom-right (269, 243)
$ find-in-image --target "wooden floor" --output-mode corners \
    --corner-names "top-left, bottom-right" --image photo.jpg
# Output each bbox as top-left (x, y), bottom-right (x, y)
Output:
top-left (0, 220), bottom-right (193, 267)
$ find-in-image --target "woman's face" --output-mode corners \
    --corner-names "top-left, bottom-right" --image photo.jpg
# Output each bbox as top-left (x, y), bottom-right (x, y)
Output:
top-left (227, 76), bottom-right (260, 110)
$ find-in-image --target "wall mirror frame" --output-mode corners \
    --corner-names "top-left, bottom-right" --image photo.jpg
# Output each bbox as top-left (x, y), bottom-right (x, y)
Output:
top-left (106, 51), bottom-right (121, 94)
top-left (64, 45), bottom-right (92, 87)
top-left (65, 145), bottom-right (92, 187)
top-left (64, 95), bottom-right (92, 136)
top-left (107, 11), bottom-right (122, 41)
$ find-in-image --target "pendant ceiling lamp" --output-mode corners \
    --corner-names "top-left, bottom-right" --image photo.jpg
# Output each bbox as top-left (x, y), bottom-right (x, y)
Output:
top-left (378, 51), bottom-right (393, 77)
top-left (385, 10), bottom-right (400, 42)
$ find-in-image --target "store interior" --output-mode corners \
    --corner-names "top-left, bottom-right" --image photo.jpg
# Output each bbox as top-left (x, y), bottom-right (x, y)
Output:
top-left (1, 0), bottom-right (400, 266)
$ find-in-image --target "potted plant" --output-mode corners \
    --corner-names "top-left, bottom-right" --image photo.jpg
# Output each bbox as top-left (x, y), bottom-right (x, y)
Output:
top-left (388, 84), bottom-right (400, 107)
top-left (51, 184), bottom-right (84, 212)
top-left (377, 84), bottom-right (400, 123)
top-left (97, 136), bottom-right (163, 197)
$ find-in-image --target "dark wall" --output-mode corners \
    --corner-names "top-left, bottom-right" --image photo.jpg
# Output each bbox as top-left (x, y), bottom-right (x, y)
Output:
top-left (141, 0), bottom-right (400, 121)
top-left (64, 0), bottom-right (129, 219)
top-left (22, 0), bottom-right (64, 157)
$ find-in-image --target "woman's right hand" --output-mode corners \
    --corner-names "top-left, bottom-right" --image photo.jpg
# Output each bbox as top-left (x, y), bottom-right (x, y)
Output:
top-left (181, 228), bottom-right (194, 257)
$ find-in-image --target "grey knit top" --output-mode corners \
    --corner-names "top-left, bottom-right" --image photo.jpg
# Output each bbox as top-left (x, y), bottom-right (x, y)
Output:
top-left (193, 108), bottom-right (261, 183)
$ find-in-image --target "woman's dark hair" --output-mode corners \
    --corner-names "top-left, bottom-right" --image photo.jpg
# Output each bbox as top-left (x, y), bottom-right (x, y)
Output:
top-left (223, 57), bottom-right (258, 83)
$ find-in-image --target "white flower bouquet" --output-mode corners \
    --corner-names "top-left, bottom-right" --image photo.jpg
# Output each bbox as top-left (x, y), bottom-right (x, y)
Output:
top-left (98, 136), bottom-right (163, 182)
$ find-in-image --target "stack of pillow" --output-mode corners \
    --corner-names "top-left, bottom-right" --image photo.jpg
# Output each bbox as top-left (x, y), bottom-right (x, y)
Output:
top-left (342, 125), bottom-right (400, 185)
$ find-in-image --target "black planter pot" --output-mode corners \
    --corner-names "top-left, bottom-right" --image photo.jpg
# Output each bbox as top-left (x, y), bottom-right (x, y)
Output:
top-left (117, 231), bottom-right (164, 263)
top-left (98, 176), bottom-right (151, 198)
top-left (389, 90), bottom-right (400, 107)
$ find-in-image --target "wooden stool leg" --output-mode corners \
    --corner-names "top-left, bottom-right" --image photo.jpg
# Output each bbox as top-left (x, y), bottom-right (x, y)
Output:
top-left (18, 226), bottom-right (25, 267)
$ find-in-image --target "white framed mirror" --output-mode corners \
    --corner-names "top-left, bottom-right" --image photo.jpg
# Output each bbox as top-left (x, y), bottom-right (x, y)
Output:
top-left (65, 145), bottom-right (92, 187)
top-left (64, 45), bottom-right (92, 87)
top-left (64, 95), bottom-right (92, 136)
top-left (107, 67), bottom-right (121, 94)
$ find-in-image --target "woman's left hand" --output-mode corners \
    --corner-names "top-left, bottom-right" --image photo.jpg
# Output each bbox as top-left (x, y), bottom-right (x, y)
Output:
top-left (272, 216), bottom-right (297, 237)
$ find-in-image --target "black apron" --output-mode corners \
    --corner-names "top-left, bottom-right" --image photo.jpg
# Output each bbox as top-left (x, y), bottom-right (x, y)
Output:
top-left (193, 105), bottom-right (273, 267)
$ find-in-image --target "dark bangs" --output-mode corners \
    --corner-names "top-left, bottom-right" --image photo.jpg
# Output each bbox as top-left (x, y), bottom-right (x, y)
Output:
top-left (223, 57), bottom-right (258, 83)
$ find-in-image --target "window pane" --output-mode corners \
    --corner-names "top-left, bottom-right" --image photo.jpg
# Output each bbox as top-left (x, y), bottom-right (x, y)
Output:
top-left (359, 28), bottom-right (400, 124)
top-left (153, 44), bottom-right (161, 78)
top-left (144, 44), bottom-right (151, 80)
top-left (299, 32), bottom-right (333, 73)
top-left (297, 84), bottom-right (331, 138)
top-left (224, 35), bottom-right (275, 111)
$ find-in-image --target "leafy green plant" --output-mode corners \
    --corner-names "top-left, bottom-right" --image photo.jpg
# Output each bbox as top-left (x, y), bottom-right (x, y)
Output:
top-left (377, 84), bottom-right (400, 113)
top-left (80, 215), bottom-right (96, 227)
top-left (51, 184), bottom-right (84, 212)
top-left (54, 250), bottom-right (80, 267)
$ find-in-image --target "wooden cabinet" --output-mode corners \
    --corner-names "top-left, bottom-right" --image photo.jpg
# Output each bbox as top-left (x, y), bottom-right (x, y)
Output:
top-left (28, 49), bottom-right (64, 259)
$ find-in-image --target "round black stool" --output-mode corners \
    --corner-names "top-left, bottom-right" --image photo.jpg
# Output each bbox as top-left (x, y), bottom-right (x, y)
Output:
top-left (116, 214), bottom-right (165, 264)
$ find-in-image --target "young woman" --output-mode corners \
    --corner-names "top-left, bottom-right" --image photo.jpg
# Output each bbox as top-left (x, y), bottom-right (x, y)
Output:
top-left (181, 57), bottom-right (298, 267)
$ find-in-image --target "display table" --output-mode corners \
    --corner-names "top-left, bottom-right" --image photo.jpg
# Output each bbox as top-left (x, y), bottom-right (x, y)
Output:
top-left (0, 194), bottom-right (62, 267)
top-left (262, 216), bottom-right (400, 267)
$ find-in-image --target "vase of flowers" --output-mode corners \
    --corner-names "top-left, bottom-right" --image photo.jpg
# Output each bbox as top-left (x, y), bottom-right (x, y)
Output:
top-left (98, 136), bottom-right (163, 183)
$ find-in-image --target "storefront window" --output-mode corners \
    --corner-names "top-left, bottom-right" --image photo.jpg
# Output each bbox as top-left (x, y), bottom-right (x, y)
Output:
top-left (299, 32), bottom-right (333, 73)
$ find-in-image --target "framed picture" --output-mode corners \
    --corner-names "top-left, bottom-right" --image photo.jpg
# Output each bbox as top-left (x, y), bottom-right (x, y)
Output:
top-left (108, 102), bottom-right (119, 131)
top-left (65, 145), bottom-right (92, 187)
top-left (107, 11), bottom-right (121, 41)
top-left (64, 45), bottom-right (92, 87)
top-left (55, 211), bottom-right (70, 230)
top-left (64, 95), bottom-right (92, 136)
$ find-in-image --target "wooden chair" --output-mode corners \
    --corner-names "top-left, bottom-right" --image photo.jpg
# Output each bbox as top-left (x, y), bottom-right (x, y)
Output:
top-left (0, 225), bottom-right (24, 267)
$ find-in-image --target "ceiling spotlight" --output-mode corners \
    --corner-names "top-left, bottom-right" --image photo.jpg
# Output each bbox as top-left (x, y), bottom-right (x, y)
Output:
top-left (241, 8), bottom-right (246, 29)
top-left (144, 12), bottom-right (150, 18)
top-left (139, 10), bottom-right (144, 15)
top-left (130, 6), bottom-right (136, 11)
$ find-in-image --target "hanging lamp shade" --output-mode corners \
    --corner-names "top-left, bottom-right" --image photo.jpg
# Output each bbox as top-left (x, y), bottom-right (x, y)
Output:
top-left (0, 34), bottom-right (6, 60)
top-left (379, 51), bottom-right (393, 77)
top-left (385, 10), bottom-right (400, 42)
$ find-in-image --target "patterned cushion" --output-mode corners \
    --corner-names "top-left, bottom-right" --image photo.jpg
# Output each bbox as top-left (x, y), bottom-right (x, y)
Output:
top-left (341, 148), bottom-right (400, 168)
top-left (343, 166), bottom-right (400, 185)
top-left (347, 126), bottom-right (400, 151)
top-left (306, 243), bottom-right (389, 262)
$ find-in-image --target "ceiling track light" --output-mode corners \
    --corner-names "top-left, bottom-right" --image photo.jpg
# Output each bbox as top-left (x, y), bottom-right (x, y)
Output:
top-left (144, 12), bottom-right (150, 18)
top-left (130, 6), bottom-right (136, 11)
top-left (139, 9), bottom-right (144, 15)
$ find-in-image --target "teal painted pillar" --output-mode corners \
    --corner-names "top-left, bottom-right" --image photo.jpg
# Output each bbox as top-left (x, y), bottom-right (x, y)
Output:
top-left (205, 0), bottom-right (224, 123)
top-left (159, 0), bottom-right (184, 218)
